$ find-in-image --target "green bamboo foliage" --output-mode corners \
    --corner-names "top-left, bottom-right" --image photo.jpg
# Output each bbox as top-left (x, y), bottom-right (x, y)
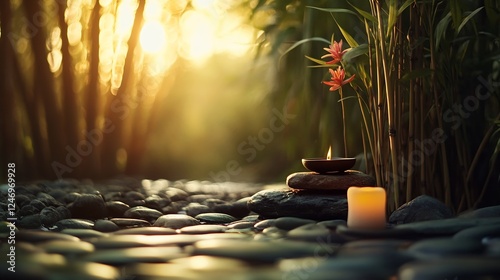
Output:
top-left (255, 0), bottom-right (500, 212)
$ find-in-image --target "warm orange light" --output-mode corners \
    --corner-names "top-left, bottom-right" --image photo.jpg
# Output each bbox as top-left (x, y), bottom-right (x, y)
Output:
top-left (347, 186), bottom-right (386, 229)
top-left (326, 146), bottom-right (332, 160)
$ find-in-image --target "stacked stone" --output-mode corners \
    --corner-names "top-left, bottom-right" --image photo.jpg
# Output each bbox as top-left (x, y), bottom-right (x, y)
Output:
top-left (248, 170), bottom-right (376, 220)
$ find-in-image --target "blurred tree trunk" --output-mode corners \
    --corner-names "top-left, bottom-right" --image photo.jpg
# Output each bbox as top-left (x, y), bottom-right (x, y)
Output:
top-left (0, 0), bottom-right (18, 175)
top-left (24, 0), bottom-right (65, 178)
top-left (85, 0), bottom-right (102, 176)
top-left (102, 0), bottom-right (145, 177)
top-left (58, 0), bottom-right (82, 177)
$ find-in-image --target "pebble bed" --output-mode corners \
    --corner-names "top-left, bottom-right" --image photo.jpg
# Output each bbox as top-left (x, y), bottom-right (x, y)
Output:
top-left (1, 178), bottom-right (500, 280)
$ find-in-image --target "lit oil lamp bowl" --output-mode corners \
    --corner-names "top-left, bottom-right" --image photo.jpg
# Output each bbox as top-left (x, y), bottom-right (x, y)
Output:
top-left (302, 146), bottom-right (356, 174)
top-left (302, 157), bottom-right (356, 174)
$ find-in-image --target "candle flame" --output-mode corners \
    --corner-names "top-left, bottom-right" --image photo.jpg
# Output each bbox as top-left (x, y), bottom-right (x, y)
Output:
top-left (326, 146), bottom-right (332, 160)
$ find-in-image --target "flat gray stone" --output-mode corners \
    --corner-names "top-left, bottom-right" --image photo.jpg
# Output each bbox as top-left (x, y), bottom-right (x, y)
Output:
top-left (94, 219), bottom-right (120, 232)
top-left (454, 224), bottom-right (500, 241)
top-left (124, 206), bottom-right (163, 222)
top-left (83, 246), bottom-right (185, 265)
top-left (248, 188), bottom-right (348, 220)
top-left (274, 217), bottom-right (316, 230)
top-left (408, 237), bottom-right (484, 258)
top-left (17, 230), bottom-right (80, 243)
top-left (109, 218), bottom-right (150, 228)
top-left (195, 213), bottom-right (237, 224)
top-left (399, 257), bottom-right (500, 279)
top-left (179, 224), bottom-right (227, 234)
top-left (40, 240), bottom-right (95, 254)
top-left (395, 217), bottom-right (500, 237)
top-left (254, 219), bottom-right (276, 230)
top-left (112, 227), bottom-right (177, 235)
top-left (459, 205), bottom-right (500, 219)
top-left (190, 239), bottom-right (329, 263)
top-left (61, 228), bottom-right (109, 239)
top-left (286, 171), bottom-right (376, 190)
top-left (153, 214), bottom-right (200, 229)
top-left (54, 218), bottom-right (95, 231)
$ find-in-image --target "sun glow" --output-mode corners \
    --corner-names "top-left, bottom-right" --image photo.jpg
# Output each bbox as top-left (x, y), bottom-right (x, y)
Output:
top-left (140, 21), bottom-right (167, 53)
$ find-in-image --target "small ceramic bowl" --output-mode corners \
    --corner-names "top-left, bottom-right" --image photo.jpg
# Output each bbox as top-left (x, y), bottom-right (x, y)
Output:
top-left (302, 157), bottom-right (356, 174)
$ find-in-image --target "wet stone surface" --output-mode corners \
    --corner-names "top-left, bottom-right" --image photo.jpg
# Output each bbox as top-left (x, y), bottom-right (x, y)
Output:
top-left (2, 178), bottom-right (500, 280)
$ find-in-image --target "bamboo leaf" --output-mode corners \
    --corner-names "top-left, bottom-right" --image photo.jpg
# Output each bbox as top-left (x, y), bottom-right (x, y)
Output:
top-left (435, 12), bottom-right (451, 48)
top-left (334, 18), bottom-right (359, 48)
top-left (306, 6), bottom-right (358, 17)
top-left (343, 44), bottom-right (368, 63)
top-left (397, 0), bottom-right (414, 16)
top-left (279, 37), bottom-right (330, 63)
top-left (348, 2), bottom-right (376, 22)
top-left (456, 40), bottom-right (470, 62)
top-left (338, 95), bottom-right (358, 103)
top-left (449, 0), bottom-right (463, 31)
top-left (457, 7), bottom-right (484, 34)
top-left (305, 55), bottom-right (328, 65)
top-left (387, 0), bottom-right (398, 37)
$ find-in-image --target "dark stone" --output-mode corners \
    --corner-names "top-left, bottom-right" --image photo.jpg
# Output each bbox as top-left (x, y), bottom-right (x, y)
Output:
top-left (389, 195), bottom-right (453, 225)
top-left (36, 193), bottom-right (62, 207)
top-left (248, 187), bottom-right (348, 220)
top-left (15, 194), bottom-right (32, 208)
top-left (227, 221), bottom-right (255, 230)
top-left (64, 192), bottom-right (81, 203)
top-left (18, 204), bottom-right (40, 217)
top-left (286, 224), bottom-right (338, 242)
top-left (399, 257), bottom-right (500, 279)
top-left (109, 218), bottom-right (151, 228)
top-left (395, 217), bottom-right (500, 237)
top-left (179, 224), bottom-right (227, 234)
top-left (83, 247), bottom-right (185, 265)
top-left (144, 194), bottom-right (171, 211)
top-left (123, 206), bottom-right (163, 222)
top-left (183, 203), bottom-right (211, 217)
top-left (459, 205), bottom-right (500, 219)
top-left (17, 214), bottom-right (42, 229)
top-left (124, 191), bottom-right (146, 201)
top-left (190, 239), bottom-right (325, 263)
top-left (274, 217), bottom-right (316, 230)
top-left (408, 237), bottom-right (484, 257)
top-left (16, 230), bottom-right (80, 242)
top-left (453, 224), bottom-right (500, 241)
top-left (40, 206), bottom-right (62, 226)
top-left (212, 197), bottom-right (251, 218)
top-left (55, 206), bottom-right (71, 220)
top-left (68, 194), bottom-right (107, 220)
top-left (153, 214), bottom-right (200, 229)
top-left (61, 228), bottom-right (109, 238)
top-left (254, 219), bottom-right (276, 231)
top-left (286, 171), bottom-right (376, 190)
top-left (195, 213), bottom-right (237, 224)
top-left (54, 218), bottom-right (95, 230)
top-left (40, 240), bottom-right (95, 255)
top-left (94, 219), bottom-right (120, 232)
top-left (105, 201), bottom-right (130, 217)
top-left (317, 219), bottom-right (347, 229)
top-left (165, 187), bottom-right (190, 201)
top-left (112, 227), bottom-right (176, 235)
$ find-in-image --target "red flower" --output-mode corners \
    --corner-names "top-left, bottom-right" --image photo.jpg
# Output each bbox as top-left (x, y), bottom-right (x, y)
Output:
top-left (323, 67), bottom-right (355, 91)
top-left (321, 40), bottom-right (347, 64)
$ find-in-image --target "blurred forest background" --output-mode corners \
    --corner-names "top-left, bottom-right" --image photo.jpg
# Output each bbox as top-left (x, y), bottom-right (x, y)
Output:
top-left (1, 0), bottom-right (499, 210)
top-left (0, 0), bottom-right (339, 183)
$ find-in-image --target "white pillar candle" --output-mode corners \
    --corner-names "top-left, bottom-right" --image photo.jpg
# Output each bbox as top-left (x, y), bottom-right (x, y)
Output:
top-left (347, 186), bottom-right (386, 229)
